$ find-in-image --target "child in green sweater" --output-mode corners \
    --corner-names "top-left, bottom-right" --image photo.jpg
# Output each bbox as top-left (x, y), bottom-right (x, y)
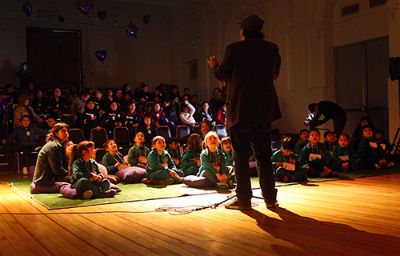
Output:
top-left (272, 136), bottom-right (307, 182)
top-left (167, 138), bottom-right (181, 168)
top-left (332, 133), bottom-right (354, 172)
top-left (358, 126), bottom-right (394, 169)
top-left (297, 129), bottom-right (334, 177)
top-left (198, 131), bottom-right (233, 188)
top-left (146, 136), bottom-right (184, 185)
top-left (102, 140), bottom-right (147, 183)
top-left (220, 137), bottom-right (233, 166)
top-left (127, 132), bottom-right (150, 168)
top-left (181, 133), bottom-right (203, 176)
top-left (71, 141), bottom-right (116, 199)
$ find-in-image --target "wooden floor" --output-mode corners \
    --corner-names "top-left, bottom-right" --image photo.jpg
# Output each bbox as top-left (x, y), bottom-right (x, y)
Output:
top-left (0, 174), bottom-right (399, 256)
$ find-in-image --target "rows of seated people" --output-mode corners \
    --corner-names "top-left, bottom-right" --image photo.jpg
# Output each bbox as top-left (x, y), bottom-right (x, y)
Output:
top-left (272, 124), bottom-right (395, 183)
top-left (1, 82), bottom-right (228, 174)
top-left (31, 117), bottom-right (396, 200)
top-left (2, 83), bottom-right (227, 138)
top-left (30, 129), bottom-right (237, 199)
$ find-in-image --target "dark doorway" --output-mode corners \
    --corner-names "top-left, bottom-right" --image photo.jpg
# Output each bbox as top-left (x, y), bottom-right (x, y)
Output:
top-left (26, 27), bottom-right (82, 90)
top-left (335, 36), bottom-right (389, 135)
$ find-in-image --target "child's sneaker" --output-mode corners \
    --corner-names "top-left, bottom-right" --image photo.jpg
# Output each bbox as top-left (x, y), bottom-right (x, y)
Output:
top-left (216, 182), bottom-right (229, 189)
top-left (82, 190), bottom-right (93, 199)
top-left (141, 178), bottom-right (153, 184)
top-left (169, 171), bottom-right (182, 181)
top-left (102, 189), bottom-right (116, 198)
top-left (159, 179), bottom-right (174, 185)
top-left (108, 175), bottom-right (120, 184)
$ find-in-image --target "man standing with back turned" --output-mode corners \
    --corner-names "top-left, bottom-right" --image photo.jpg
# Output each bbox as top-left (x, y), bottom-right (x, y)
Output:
top-left (207, 14), bottom-right (281, 210)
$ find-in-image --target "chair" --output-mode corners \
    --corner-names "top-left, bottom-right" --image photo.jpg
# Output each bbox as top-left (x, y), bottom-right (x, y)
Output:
top-left (144, 102), bottom-right (155, 114)
top-left (157, 126), bottom-right (171, 140)
top-left (113, 126), bottom-right (131, 152)
top-left (176, 125), bottom-right (191, 143)
top-left (215, 124), bottom-right (228, 138)
top-left (69, 128), bottom-right (85, 143)
top-left (90, 127), bottom-right (108, 148)
top-left (60, 114), bottom-right (75, 127)
top-left (95, 148), bottom-right (107, 163)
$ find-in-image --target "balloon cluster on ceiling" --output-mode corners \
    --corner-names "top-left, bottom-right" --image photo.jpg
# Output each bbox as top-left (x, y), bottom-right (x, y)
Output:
top-left (22, 0), bottom-right (152, 63)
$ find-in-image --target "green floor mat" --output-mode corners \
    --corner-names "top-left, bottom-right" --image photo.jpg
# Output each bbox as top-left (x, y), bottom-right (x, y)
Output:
top-left (2, 167), bottom-right (398, 210)
top-left (2, 178), bottom-right (225, 210)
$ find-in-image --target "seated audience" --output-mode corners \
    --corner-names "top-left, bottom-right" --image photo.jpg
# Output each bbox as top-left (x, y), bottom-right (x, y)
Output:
top-left (332, 133), bottom-right (354, 172)
top-left (102, 140), bottom-right (147, 184)
top-left (197, 131), bottom-right (234, 189)
top-left (179, 100), bottom-right (197, 127)
top-left (70, 141), bottom-right (116, 199)
top-left (297, 128), bottom-right (335, 178)
top-left (293, 129), bottom-right (309, 157)
top-left (272, 136), bottom-right (307, 182)
top-left (181, 133), bottom-right (203, 176)
top-left (146, 136), bottom-right (183, 185)
top-left (167, 138), bottom-right (181, 168)
top-left (358, 126), bottom-right (394, 169)
top-left (31, 123), bottom-right (72, 194)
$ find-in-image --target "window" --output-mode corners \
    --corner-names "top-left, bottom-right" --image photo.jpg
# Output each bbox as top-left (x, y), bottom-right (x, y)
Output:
top-left (341, 3), bottom-right (359, 16)
top-left (369, 0), bottom-right (387, 8)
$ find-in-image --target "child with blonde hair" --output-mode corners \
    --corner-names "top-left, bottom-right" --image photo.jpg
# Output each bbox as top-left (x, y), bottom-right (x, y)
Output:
top-left (198, 131), bottom-right (233, 188)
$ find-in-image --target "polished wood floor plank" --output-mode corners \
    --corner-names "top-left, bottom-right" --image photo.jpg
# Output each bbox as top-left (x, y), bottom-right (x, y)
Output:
top-left (0, 174), bottom-right (399, 256)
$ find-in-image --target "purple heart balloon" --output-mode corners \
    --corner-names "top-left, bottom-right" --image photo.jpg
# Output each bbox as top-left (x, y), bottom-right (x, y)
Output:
top-left (79, 0), bottom-right (93, 17)
top-left (125, 22), bottom-right (138, 39)
top-left (95, 50), bottom-right (107, 62)
top-left (23, 2), bottom-right (33, 17)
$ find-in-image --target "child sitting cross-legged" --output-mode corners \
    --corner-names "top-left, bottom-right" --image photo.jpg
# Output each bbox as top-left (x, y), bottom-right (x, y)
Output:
top-left (102, 140), bottom-right (147, 184)
top-left (127, 132), bottom-right (150, 169)
top-left (358, 126), bottom-right (395, 169)
top-left (331, 133), bottom-right (354, 172)
top-left (181, 133), bottom-right (203, 176)
top-left (272, 136), bottom-right (307, 182)
top-left (146, 136), bottom-right (184, 185)
top-left (167, 138), bottom-right (181, 168)
top-left (297, 128), bottom-right (335, 178)
top-left (197, 131), bottom-right (234, 189)
top-left (220, 137), bottom-right (233, 167)
top-left (71, 141), bottom-right (117, 199)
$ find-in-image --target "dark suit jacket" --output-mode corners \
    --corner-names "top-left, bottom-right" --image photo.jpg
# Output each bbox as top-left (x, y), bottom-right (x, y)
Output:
top-left (212, 38), bottom-right (281, 128)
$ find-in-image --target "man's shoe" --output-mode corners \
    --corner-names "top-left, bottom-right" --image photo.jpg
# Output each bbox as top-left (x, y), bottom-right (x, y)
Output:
top-left (81, 190), bottom-right (93, 199)
top-left (225, 199), bottom-right (251, 210)
top-left (266, 201), bottom-right (279, 210)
